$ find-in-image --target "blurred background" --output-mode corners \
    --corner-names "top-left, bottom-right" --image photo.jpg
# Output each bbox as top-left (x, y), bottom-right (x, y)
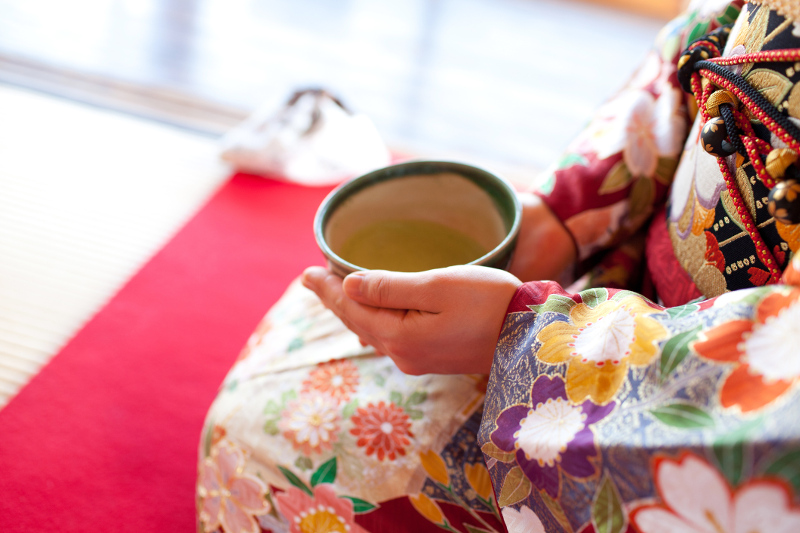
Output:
top-left (0, 0), bottom-right (675, 172)
top-left (0, 0), bottom-right (676, 405)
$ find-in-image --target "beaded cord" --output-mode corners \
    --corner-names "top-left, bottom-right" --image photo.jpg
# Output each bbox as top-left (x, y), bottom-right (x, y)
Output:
top-left (678, 38), bottom-right (800, 285)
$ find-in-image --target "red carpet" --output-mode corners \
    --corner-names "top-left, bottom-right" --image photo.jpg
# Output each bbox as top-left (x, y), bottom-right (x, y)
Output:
top-left (0, 174), bottom-right (334, 531)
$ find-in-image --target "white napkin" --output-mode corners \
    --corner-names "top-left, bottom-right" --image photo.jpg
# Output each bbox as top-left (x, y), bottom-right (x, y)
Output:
top-left (220, 89), bottom-right (391, 186)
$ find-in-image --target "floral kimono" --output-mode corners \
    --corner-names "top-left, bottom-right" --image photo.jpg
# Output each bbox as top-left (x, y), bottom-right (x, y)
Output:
top-left (196, 1), bottom-right (800, 532)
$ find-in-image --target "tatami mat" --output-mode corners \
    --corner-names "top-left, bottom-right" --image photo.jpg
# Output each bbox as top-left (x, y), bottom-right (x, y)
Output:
top-left (0, 84), bottom-right (229, 408)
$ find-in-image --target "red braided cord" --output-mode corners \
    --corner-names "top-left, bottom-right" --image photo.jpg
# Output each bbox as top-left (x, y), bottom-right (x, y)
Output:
top-left (700, 68), bottom-right (800, 152)
top-left (689, 40), bottom-right (722, 58)
top-left (691, 59), bottom-right (789, 285)
top-left (710, 49), bottom-right (800, 66)
top-left (714, 158), bottom-right (783, 283)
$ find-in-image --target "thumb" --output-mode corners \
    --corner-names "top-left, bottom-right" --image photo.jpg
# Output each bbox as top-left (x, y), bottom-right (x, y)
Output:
top-left (343, 270), bottom-right (434, 311)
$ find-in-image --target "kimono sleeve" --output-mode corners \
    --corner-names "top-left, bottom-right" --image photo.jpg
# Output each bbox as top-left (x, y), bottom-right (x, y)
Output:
top-left (531, 0), bottom-right (743, 262)
top-left (477, 259), bottom-right (800, 532)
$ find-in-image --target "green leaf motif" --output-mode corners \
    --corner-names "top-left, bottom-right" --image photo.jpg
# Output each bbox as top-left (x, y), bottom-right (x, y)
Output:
top-left (556, 152), bottom-right (588, 170)
top-left (294, 456), bottom-right (313, 471)
top-left (718, 4), bottom-right (741, 25)
top-left (687, 20), bottom-right (711, 43)
top-left (406, 408), bottom-right (424, 420)
top-left (263, 419), bottom-right (280, 436)
top-left (373, 374), bottom-right (386, 387)
top-left (407, 391), bottom-right (427, 406)
top-left (311, 457), bottom-right (337, 486)
top-left (713, 417), bottom-right (762, 486)
top-left (464, 526), bottom-right (492, 533)
top-left (342, 496), bottom-right (379, 514)
top-left (764, 449), bottom-right (800, 492)
top-left (263, 399), bottom-right (281, 416)
top-left (342, 400), bottom-right (358, 419)
top-left (651, 403), bottom-right (715, 429)
top-left (659, 325), bottom-right (702, 379)
top-left (282, 390), bottom-right (298, 403)
top-left (389, 391), bottom-right (403, 407)
top-left (536, 173), bottom-right (556, 195)
top-left (497, 466), bottom-right (532, 507)
top-left (528, 294), bottom-right (576, 316)
top-left (287, 337), bottom-right (304, 352)
top-left (713, 440), bottom-right (745, 487)
top-left (666, 303), bottom-right (700, 320)
top-left (609, 290), bottom-right (640, 302)
top-left (592, 475), bottom-right (627, 533)
top-left (278, 466), bottom-right (313, 496)
top-left (581, 288), bottom-right (609, 309)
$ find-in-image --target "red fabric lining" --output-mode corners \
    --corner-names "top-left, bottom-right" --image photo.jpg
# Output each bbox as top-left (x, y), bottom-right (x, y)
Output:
top-left (0, 174), bottom-right (333, 532)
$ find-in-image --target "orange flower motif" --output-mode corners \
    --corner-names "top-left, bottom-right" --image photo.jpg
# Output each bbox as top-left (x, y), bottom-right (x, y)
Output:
top-left (301, 359), bottom-right (360, 405)
top-left (197, 440), bottom-right (270, 533)
top-left (464, 462), bottom-right (492, 500)
top-left (694, 289), bottom-right (800, 412)
top-left (536, 295), bottom-right (667, 405)
top-left (409, 493), bottom-right (446, 525)
top-left (420, 450), bottom-right (450, 486)
top-left (349, 401), bottom-right (413, 461)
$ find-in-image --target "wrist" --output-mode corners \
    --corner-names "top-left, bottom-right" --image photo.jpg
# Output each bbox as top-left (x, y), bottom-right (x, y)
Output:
top-left (508, 192), bottom-right (577, 283)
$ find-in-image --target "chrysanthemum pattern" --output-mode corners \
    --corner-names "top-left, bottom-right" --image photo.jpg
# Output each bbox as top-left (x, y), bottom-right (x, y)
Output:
top-left (350, 401), bottom-right (414, 461)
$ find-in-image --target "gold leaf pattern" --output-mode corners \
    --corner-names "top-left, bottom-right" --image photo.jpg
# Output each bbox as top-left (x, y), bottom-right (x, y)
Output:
top-left (480, 441), bottom-right (516, 463)
top-left (746, 68), bottom-right (793, 106)
top-left (734, 166), bottom-right (757, 219)
top-left (539, 490), bottom-right (575, 533)
top-left (629, 177), bottom-right (655, 221)
top-left (497, 466), bottom-right (532, 507)
top-left (599, 161), bottom-right (634, 195)
top-left (732, 5), bottom-right (769, 78)
top-left (788, 83), bottom-right (800, 120)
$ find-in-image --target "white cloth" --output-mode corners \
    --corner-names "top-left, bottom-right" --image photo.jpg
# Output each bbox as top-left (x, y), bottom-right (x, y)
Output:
top-left (220, 89), bottom-right (391, 186)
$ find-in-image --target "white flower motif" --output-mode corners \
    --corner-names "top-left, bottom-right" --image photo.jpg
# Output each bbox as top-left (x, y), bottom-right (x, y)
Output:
top-left (744, 299), bottom-right (800, 381)
top-left (501, 506), bottom-right (546, 533)
top-left (513, 397), bottom-right (587, 467)
top-left (280, 394), bottom-right (341, 455)
top-left (588, 84), bottom-right (686, 178)
top-left (573, 305), bottom-right (637, 365)
top-left (633, 454), bottom-right (800, 533)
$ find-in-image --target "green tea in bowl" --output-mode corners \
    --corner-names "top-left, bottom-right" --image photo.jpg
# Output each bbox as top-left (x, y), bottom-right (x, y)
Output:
top-left (314, 160), bottom-right (521, 277)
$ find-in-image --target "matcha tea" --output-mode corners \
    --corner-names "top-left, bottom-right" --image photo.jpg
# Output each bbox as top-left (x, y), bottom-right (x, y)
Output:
top-left (338, 219), bottom-right (489, 272)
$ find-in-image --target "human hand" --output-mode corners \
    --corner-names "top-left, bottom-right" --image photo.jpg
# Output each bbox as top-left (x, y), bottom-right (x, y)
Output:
top-left (301, 265), bottom-right (522, 375)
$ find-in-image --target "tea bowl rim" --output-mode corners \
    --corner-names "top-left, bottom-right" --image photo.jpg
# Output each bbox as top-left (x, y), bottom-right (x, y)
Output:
top-left (313, 159), bottom-right (522, 276)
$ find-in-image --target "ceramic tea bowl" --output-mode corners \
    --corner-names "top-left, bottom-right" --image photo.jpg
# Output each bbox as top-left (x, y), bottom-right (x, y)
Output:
top-left (314, 160), bottom-right (522, 277)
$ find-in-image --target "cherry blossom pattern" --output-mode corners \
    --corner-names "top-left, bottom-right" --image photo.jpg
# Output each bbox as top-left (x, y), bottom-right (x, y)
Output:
top-left (502, 506), bottom-right (546, 533)
top-left (694, 290), bottom-right (800, 412)
top-left (631, 453), bottom-right (800, 533)
top-left (349, 400), bottom-right (414, 461)
top-left (276, 484), bottom-right (367, 533)
top-left (536, 295), bottom-right (667, 405)
top-left (198, 439), bottom-right (270, 533)
top-left (301, 359), bottom-right (360, 405)
top-left (280, 394), bottom-right (341, 455)
top-left (490, 375), bottom-right (614, 498)
top-left (584, 82), bottom-right (686, 179)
